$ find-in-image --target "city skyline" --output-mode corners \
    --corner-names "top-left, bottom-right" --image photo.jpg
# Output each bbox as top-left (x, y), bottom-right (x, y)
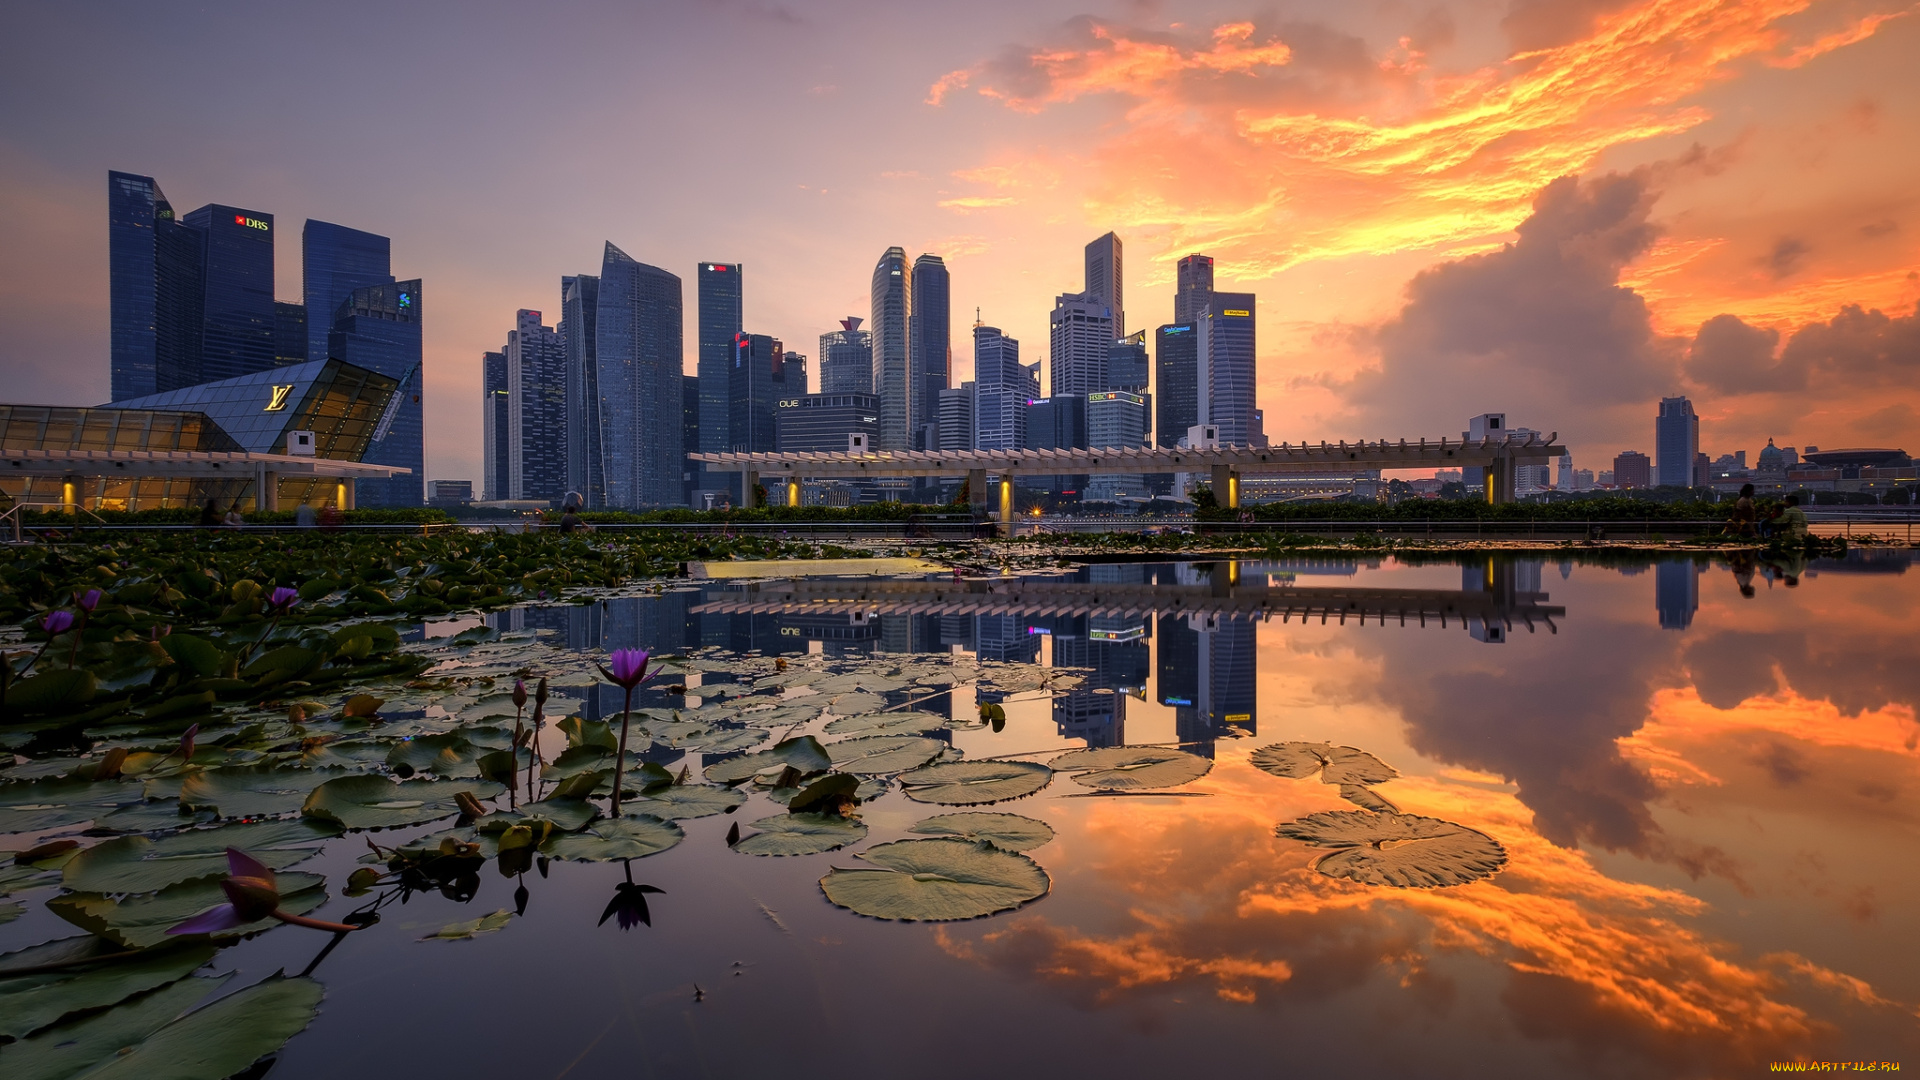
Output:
top-left (3, 1), bottom-right (1915, 487)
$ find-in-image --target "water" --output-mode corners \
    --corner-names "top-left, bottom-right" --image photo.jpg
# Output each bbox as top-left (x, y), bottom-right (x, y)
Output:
top-left (4, 551), bottom-right (1916, 1077)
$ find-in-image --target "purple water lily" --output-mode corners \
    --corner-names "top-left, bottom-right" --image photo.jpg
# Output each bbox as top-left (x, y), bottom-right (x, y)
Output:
top-left (176, 723), bottom-right (199, 763)
top-left (41, 610), bottom-right (73, 635)
top-left (75, 589), bottom-right (102, 612)
top-left (267, 586), bottom-right (299, 611)
top-left (166, 849), bottom-right (360, 936)
top-left (597, 649), bottom-right (659, 814)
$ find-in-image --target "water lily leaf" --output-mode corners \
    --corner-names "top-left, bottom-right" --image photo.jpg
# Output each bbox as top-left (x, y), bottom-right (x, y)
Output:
top-left (177, 765), bottom-right (344, 819)
top-left (0, 972), bottom-right (229, 1080)
top-left (908, 812), bottom-right (1055, 852)
top-left (0, 863), bottom-right (60, 896)
top-left (0, 804), bottom-right (101, 834)
top-left (824, 711), bottom-right (946, 737)
top-left (671, 726), bottom-right (768, 754)
top-left (542, 815), bottom-right (683, 862)
top-left (62, 819), bottom-right (340, 894)
top-left (899, 760), bottom-right (1051, 806)
top-left (301, 775), bottom-right (503, 830)
top-left (826, 691), bottom-right (888, 714)
top-left (0, 899), bottom-right (18, 923)
top-left (1275, 810), bottom-right (1507, 888)
top-left (422, 909), bottom-right (512, 941)
top-left (0, 777), bottom-right (141, 810)
top-left (48, 872), bottom-right (327, 948)
top-left (624, 784), bottom-right (747, 820)
top-left (241, 645), bottom-right (322, 681)
top-left (342, 694), bottom-right (385, 718)
top-left (541, 744), bottom-right (614, 781)
top-left (1048, 746), bottom-right (1212, 791)
top-left (159, 634), bottom-right (226, 680)
top-left (332, 623), bottom-right (401, 655)
top-left (508, 797), bottom-right (599, 832)
top-left (786, 773), bottom-right (860, 813)
top-left (820, 838), bottom-right (1049, 921)
top-left (385, 733), bottom-right (484, 778)
top-left (96, 801), bottom-right (212, 833)
top-left (704, 735), bottom-right (831, 784)
top-left (0, 939), bottom-right (216, 1040)
top-left (3, 669), bottom-right (99, 714)
top-left (732, 812), bottom-right (868, 856)
top-left (557, 715), bottom-right (619, 751)
top-left (1250, 742), bottom-right (1398, 786)
top-left (826, 735), bottom-right (945, 775)
top-left (67, 974), bottom-right (323, 1080)
top-left (1338, 784), bottom-right (1399, 813)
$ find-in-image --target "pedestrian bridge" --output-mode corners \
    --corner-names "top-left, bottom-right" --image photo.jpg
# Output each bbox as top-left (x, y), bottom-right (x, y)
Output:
top-left (691, 431), bottom-right (1564, 508)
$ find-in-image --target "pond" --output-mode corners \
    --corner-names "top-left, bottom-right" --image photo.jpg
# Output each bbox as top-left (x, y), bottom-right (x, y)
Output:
top-left (2, 550), bottom-right (1916, 1078)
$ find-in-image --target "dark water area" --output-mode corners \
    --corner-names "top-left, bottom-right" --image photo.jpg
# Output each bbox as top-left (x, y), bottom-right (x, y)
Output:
top-left (3, 550), bottom-right (1916, 1078)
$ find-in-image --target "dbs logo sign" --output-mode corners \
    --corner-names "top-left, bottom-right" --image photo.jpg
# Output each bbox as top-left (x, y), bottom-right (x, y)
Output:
top-left (233, 215), bottom-right (269, 231)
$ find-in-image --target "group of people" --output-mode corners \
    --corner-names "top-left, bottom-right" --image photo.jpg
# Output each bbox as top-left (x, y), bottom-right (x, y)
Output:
top-left (1727, 484), bottom-right (1810, 541)
top-left (199, 499), bottom-right (340, 529)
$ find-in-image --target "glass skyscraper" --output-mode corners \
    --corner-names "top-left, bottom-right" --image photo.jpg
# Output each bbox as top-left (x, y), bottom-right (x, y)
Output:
top-left (696, 262), bottom-right (742, 461)
top-left (274, 302), bottom-right (308, 364)
top-left (972, 324), bottom-right (1032, 452)
top-left (1085, 232), bottom-right (1124, 337)
top-left (728, 332), bottom-right (790, 456)
top-left (1197, 293), bottom-right (1256, 445)
top-left (506, 309), bottom-right (567, 502)
top-left (179, 204), bottom-right (277, 386)
top-left (561, 274), bottom-right (601, 505)
top-left (482, 350), bottom-right (509, 501)
top-left (1656, 396), bottom-right (1699, 488)
top-left (1175, 253), bottom-right (1214, 324)
top-left (870, 248), bottom-right (911, 451)
top-left (1049, 292), bottom-right (1113, 400)
top-left (109, 171), bottom-right (202, 401)
top-left (597, 244), bottom-right (683, 508)
top-left (908, 253), bottom-right (950, 450)
top-left (327, 280), bottom-right (423, 505)
top-left (302, 220), bottom-right (392, 364)
top-left (819, 317), bottom-right (873, 394)
top-left (1156, 323), bottom-right (1199, 447)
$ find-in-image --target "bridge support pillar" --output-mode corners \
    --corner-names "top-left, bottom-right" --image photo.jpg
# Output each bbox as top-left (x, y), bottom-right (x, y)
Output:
top-left (1210, 465), bottom-right (1239, 508)
top-left (259, 471), bottom-right (279, 512)
top-left (968, 469), bottom-right (988, 512)
top-left (998, 478), bottom-right (1012, 537)
top-left (787, 479), bottom-right (801, 507)
top-left (1486, 458), bottom-right (1513, 505)
top-left (743, 469), bottom-right (759, 508)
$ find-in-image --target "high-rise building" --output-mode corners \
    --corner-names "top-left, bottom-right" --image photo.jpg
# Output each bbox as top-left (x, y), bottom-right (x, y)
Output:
top-left (909, 254), bottom-right (950, 450)
top-left (1085, 390), bottom-right (1149, 502)
top-left (819, 317), bottom-right (873, 394)
top-left (783, 352), bottom-right (809, 396)
top-left (1196, 293), bottom-right (1255, 444)
top-left (481, 350), bottom-right (509, 501)
top-left (1175, 254), bottom-right (1214, 325)
top-left (870, 247), bottom-right (911, 451)
top-left (302, 220), bottom-right (392, 363)
top-left (972, 324), bottom-right (1034, 451)
top-left (728, 332), bottom-right (791, 457)
top-left (1105, 331), bottom-right (1148, 394)
top-left (1613, 450), bottom-right (1652, 489)
top-left (179, 203), bottom-right (278, 386)
top-left (506, 309), bottom-right (567, 502)
top-left (273, 302), bottom-right (307, 365)
top-left (682, 375), bottom-right (700, 506)
top-left (110, 171), bottom-right (200, 400)
top-left (696, 262), bottom-right (743, 496)
top-left (1655, 560), bottom-right (1699, 630)
top-left (1656, 396), bottom-right (1699, 488)
top-left (327, 280), bottom-right (423, 506)
top-left (1049, 293), bottom-right (1114, 400)
top-left (938, 383), bottom-right (974, 452)
top-left (1085, 232), bottom-right (1123, 337)
top-left (560, 274), bottom-right (601, 505)
top-left (777, 393), bottom-right (880, 453)
top-left (1156, 323), bottom-right (1199, 448)
top-left (598, 244), bottom-right (683, 508)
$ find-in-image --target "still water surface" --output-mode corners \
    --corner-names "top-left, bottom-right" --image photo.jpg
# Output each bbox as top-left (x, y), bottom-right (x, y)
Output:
top-left (7, 551), bottom-right (1917, 1077)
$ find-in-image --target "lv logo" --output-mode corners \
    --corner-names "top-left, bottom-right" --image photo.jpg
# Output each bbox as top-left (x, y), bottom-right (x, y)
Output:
top-left (264, 384), bottom-right (295, 411)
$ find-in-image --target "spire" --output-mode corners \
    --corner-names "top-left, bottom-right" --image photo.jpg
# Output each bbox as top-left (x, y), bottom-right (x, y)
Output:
top-left (840, 315), bottom-right (863, 332)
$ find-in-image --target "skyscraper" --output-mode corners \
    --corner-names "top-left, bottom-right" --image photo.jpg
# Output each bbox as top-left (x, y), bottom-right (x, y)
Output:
top-left (1196, 293), bottom-right (1256, 444)
top-left (1085, 232), bottom-right (1124, 336)
top-left (1656, 396), bottom-right (1699, 488)
top-left (1656, 559), bottom-right (1699, 629)
top-left (1175, 254), bottom-right (1214, 324)
top-left (1049, 292), bottom-right (1113, 400)
top-left (598, 244), bottom-right (684, 508)
top-left (696, 262), bottom-right (742, 460)
top-left (1105, 331), bottom-right (1148, 393)
top-left (1156, 323), bottom-right (1199, 447)
top-left (561, 274), bottom-right (601, 505)
top-left (327, 280), bottom-right (423, 505)
top-left (908, 253), bottom-right (950, 450)
top-left (482, 350), bottom-right (509, 501)
top-left (938, 384), bottom-right (974, 452)
top-left (506, 309), bottom-right (567, 502)
top-left (302, 220), bottom-right (392, 364)
top-left (972, 324), bottom-right (1033, 451)
top-left (179, 203), bottom-right (277, 386)
top-left (110, 171), bottom-right (196, 401)
top-left (783, 351), bottom-right (809, 396)
top-left (273, 302), bottom-right (307, 365)
top-left (870, 247), bottom-right (911, 451)
top-left (1085, 390), bottom-right (1149, 502)
top-left (728, 332), bottom-right (791, 457)
top-left (819, 317), bottom-right (873, 394)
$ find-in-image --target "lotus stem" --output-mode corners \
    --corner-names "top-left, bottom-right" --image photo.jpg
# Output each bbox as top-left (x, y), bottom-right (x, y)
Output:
top-left (611, 685), bottom-right (633, 815)
top-left (271, 909), bottom-right (362, 933)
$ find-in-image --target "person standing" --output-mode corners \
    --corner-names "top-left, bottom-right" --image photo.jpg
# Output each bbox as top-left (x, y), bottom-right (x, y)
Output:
top-left (1730, 483), bottom-right (1758, 538)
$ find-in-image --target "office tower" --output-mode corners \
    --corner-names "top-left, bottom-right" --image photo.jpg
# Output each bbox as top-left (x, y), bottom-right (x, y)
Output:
top-left (1085, 391), bottom-right (1149, 503)
top-left (1656, 396), bottom-right (1699, 487)
top-left (505, 309), bottom-right (567, 502)
top-left (783, 352), bottom-right (809, 396)
top-left (1613, 450), bottom-right (1652, 488)
top-left (909, 254), bottom-right (951, 449)
top-left (1085, 232), bottom-right (1124, 336)
top-left (328, 280), bottom-right (424, 506)
top-left (1106, 331), bottom-right (1148, 393)
top-left (1199, 613), bottom-right (1258, 738)
top-left (938, 383), bottom-right (974, 452)
top-left (819, 317), bottom-right (873, 394)
top-left (973, 324), bottom-right (1033, 451)
top-left (302, 221), bottom-right (392, 363)
top-left (110, 171), bottom-right (200, 400)
top-left (682, 375), bottom-right (700, 505)
top-left (1175, 254), bottom-right (1214, 325)
top-left (597, 244), bottom-right (684, 508)
top-left (179, 203), bottom-right (277, 386)
top-left (778, 393), bottom-right (880, 453)
top-left (1656, 559), bottom-right (1699, 630)
top-left (273, 302), bottom-right (307, 364)
top-left (728, 332), bottom-right (791, 456)
top-left (560, 274), bottom-right (602, 505)
top-left (482, 350), bottom-right (509, 501)
top-left (1156, 324), bottom-right (1199, 447)
top-left (870, 247), bottom-right (911, 450)
top-left (1196, 293), bottom-right (1255, 444)
top-left (1049, 293), bottom-right (1114, 400)
top-left (696, 262), bottom-right (743, 497)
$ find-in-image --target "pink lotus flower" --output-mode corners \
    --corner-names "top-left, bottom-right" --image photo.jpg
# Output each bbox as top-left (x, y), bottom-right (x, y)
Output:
top-left (167, 849), bottom-right (359, 936)
top-left (512, 678), bottom-right (528, 710)
top-left (177, 723), bottom-right (199, 762)
top-left (267, 586), bottom-right (299, 611)
top-left (42, 610), bottom-right (74, 635)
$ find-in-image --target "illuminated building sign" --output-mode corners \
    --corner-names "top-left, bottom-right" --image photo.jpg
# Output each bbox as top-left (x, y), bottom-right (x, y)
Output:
top-left (398, 292), bottom-right (412, 308)
top-left (233, 215), bottom-right (269, 232)
top-left (1089, 627), bottom-right (1145, 642)
top-left (1162, 325), bottom-right (1190, 334)
top-left (1225, 713), bottom-right (1251, 723)
top-left (1222, 309), bottom-right (1250, 317)
top-left (264, 384), bottom-right (295, 411)
top-left (1162, 697), bottom-right (1193, 706)
top-left (777, 399), bottom-right (802, 408)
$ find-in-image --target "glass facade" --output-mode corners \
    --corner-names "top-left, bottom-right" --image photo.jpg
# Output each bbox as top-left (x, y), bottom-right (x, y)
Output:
top-left (1085, 232), bottom-right (1124, 337)
top-left (775, 393), bottom-right (879, 453)
top-left (1175, 254), bottom-right (1214, 325)
top-left (1656, 396), bottom-right (1699, 488)
top-left (302, 220), bottom-right (392, 363)
top-left (1049, 292), bottom-right (1113, 400)
top-left (274, 302), bottom-right (308, 364)
top-left (972, 325), bottom-right (1033, 452)
top-left (108, 171), bottom-right (202, 400)
top-left (482, 350), bottom-right (509, 500)
top-left (1198, 293), bottom-right (1256, 445)
top-left (869, 248), bottom-right (910, 451)
top-left (908, 254), bottom-right (950, 449)
top-left (1105, 332), bottom-right (1148, 394)
top-left (561, 274), bottom-right (601, 505)
top-left (728, 332), bottom-right (790, 455)
top-left (819, 319), bottom-right (872, 395)
top-left (597, 245), bottom-right (684, 509)
top-left (180, 204), bottom-right (277, 386)
top-left (328, 280), bottom-right (423, 505)
top-left (696, 262), bottom-right (742, 455)
top-left (506, 309), bottom-right (567, 502)
top-left (1155, 323), bottom-right (1198, 447)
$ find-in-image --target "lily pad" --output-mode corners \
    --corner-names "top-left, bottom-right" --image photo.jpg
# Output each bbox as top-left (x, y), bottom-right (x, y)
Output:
top-left (48, 871), bottom-right (328, 948)
top-left (1338, 784), bottom-right (1399, 813)
top-left (908, 812), bottom-right (1055, 852)
top-left (0, 973), bottom-right (229, 1080)
top-left (542, 815), bottom-right (683, 862)
top-left (669, 726), bottom-right (768, 754)
top-left (61, 819), bottom-right (340, 894)
top-left (820, 838), bottom-right (1050, 921)
top-left (301, 775), bottom-right (504, 830)
top-left (385, 733), bottom-right (485, 778)
top-left (703, 735), bottom-right (832, 784)
top-left (732, 812), bottom-right (868, 856)
top-left (0, 900), bottom-right (18, 923)
top-left (899, 760), bottom-right (1051, 806)
top-left (96, 801), bottom-right (211, 833)
top-left (1048, 746), bottom-right (1212, 791)
top-left (823, 710), bottom-right (946, 736)
top-left (1275, 810), bottom-right (1507, 888)
top-left (827, 691), bottom-right (888, 714)
top-left (0, 777), bottom-right (143, 811)
top-left (826, 735), bottom-right (945, 775)
top-left (0, 804), bottom-right (101, 834)
top-left (422, 909), bottom-right (512, 941)
top-left (1251, 742), bottom-right (1398, 786)
top-left (67, 974), bottom-right (324, 1080)
top-left (0, 938), bottom-right (216, 1040)
top-left (177, 764), bottom-right (345, 819)
top-left (624, 784), bottom-right (747, 820)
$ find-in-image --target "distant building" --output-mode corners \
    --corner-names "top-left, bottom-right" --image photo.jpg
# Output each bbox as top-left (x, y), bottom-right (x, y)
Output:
top-left (1614, 450), bottom-right (1652, 489)
top-left (728, 332), bottom-right (792, 456)
top-left (1085, 232), bottom-right (1124, 337)
top-left (327, 280), bottom-right (423, 505)
top-left (1025, 395), bottom-right (1088, 499)
top-left (1085, 391), bottom-right (1150, 502)
top-left (482, 350), bottom-right (509, 501)
top-left (1656, 560), bottom-right (1698, 630)
top-left (776, 393), bottom-right (879, 453)
top-left (1156, 324), bottom-right (1199, 448)
top-left (1656, 396), bottom-right (1699, 487)
top-left (598, 245), bottom-right (683, 508)
top-left (972, 324), bottom-right (1033, 451)
top-left (1514, 463), bottom-right (1552, 495)
top-left (1461, 413), bottom-right (1507, 489)
top-left (505, 309), bottom-right (567, 502)
top-left (819, 317), bottom-right (873, 394)
top-left (180, 203), bottom-right (278, 387)
top-left (273, 302), bottom-right (307, 364)
top-left (937, 383), bottom-right (974, 453)
top-left (682, 375), bottom-right (700, 505)
top-left (302, 220), bottom-right (393, 365)
top-left (429, 480), bottom-right (473, 504)
top-left (871, 247), bottom-right (911, 451)
top-left (1556, 453), bottom-right (1575, 491)
top-left (1197, 294), bottom-right (1256, 444)
top-left (1105, 331), bottom-right (1148, 394)
top-left (108, 171), bottom-right (200, 400)
top-left (560, 274), bottom-right (601, 505)
top-left (909, 254), bottom-right (950, 449)
top-left (695, 261), bottom-right (742, 496)
top-left (1175, 254), bottom-right (1214, 325)
top-left (1049, 292), bottom-right (1114, 400)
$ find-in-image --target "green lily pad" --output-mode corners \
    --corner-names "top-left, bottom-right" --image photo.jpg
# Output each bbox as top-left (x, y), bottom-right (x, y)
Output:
top-left (819, 838), bottom-right (1050, 921)
top-left (1250, 742), bottom-right (1398, 785)
top-left (96, 801), bottom-right (212, 832)
top-left (1048, 746), bottom-right (1212, 790)
top-left (385, 733), bottom-right (484, 778)
top-left (0, 777), bottom-right (143, 811)
top-left (48, 871), bottom-right (329, 949)
top-left (542, 814), bottom-right (683, 862)
top-left (301, 775), bottom-right (504, 830)
top-left (0, 899), bottom-right (18, 923)
top-left (62, 819), bottom-right (340, 894)
top-left (827, 691), bottom-right (889, 714)
top-left (0, 863), bottom-right (60, 896)
top-left (0, 804), bottom-right (100, 835)
top-left (703, 735), bottom-right (832, 784)
top-left (671, 726), bottom-right (769, 754)
top-left (422, 909), bottom-right (512, 941)
top-left (6, 669), bottom-right (100, 714)
top-left (732, 812), bottom-right (868, 856)
top-left (1275, 811), bottom-right (1507, 888)
top-left (177, 764), bottom-right (345, 819)
top-left (624, 784), bottom-right (747, 820)
top-left (497, 797), bottom-right (599, 832)
top-left (823, 710), bottom-right (946, 736)
top-left (825, 735), bottom-right (945, 775)
top-left (0, 938), bottom-right (216, 1040)
top-left (0, 973), bottom-right (229, 1080)
top-left (899, 760), bottom-right (1051, 806)
top-left (68, 974), bottom-right (324, 1080)
top-left (908, 812), bottom-right (1055, 852)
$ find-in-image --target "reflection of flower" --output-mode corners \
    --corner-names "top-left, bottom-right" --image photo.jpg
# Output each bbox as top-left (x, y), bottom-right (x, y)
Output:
top-left (166, 848), bottom-right (360, 936)
top-left (41, 610), bottom-right (73, 635)
top-left (599, 865), bottom-right (664, 930)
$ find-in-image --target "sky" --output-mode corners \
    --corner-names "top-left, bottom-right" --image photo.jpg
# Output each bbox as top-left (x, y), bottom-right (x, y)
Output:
top-left (0, 0), bottom-right (1914, 484)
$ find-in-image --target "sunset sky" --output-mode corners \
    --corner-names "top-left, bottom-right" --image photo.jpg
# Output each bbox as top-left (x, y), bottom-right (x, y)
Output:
top-left (1, 0), bottom-right (1914, 484)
